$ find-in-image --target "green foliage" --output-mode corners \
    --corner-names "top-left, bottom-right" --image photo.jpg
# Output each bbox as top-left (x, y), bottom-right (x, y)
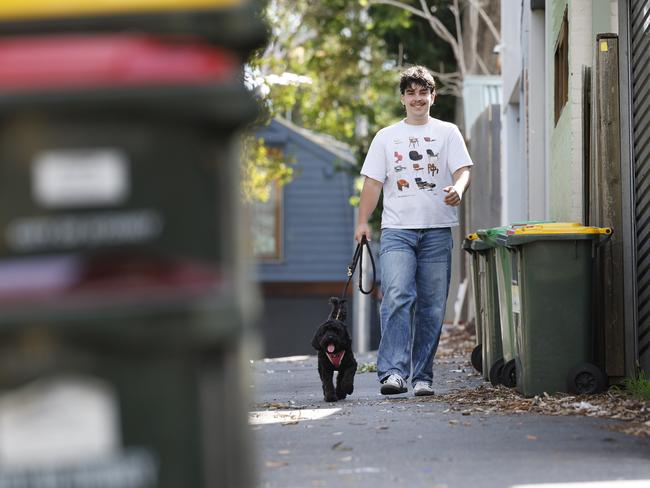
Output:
top-left (249, 0), bottom-right (404, 149)
top-left (245, 0), bottom-right (461, 211)
top-left (241, 135), bottom-right (294, 203)
top-left (620, 370), bottom-right (650, 401)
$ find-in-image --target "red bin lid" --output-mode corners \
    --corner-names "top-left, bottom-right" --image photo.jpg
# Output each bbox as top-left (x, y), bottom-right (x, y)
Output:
top-left (0, 34), bottom-right (239, 91)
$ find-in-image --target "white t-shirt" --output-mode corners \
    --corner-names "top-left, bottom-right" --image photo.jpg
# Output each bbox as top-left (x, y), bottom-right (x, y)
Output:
top-left (361, 117), bottom-right (473, 229)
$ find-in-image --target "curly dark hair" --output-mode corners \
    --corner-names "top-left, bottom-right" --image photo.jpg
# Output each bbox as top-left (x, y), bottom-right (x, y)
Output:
top-left (399, 65), bottom-right (436, 94)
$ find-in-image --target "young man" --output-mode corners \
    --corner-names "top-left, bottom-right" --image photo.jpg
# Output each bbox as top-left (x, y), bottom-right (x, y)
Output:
top-left (354, 65), bottom-right (472, 396)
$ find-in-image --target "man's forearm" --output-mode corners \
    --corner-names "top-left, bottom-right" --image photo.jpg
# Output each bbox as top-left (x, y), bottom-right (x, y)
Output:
top-left (357, 177), bottom-right (383, 224)
top-left (452, 166), bottom-right (471, 196)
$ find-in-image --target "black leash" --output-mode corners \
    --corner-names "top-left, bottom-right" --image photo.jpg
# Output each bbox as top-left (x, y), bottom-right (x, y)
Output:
top-left (335, 236), bottom-right (376, 320)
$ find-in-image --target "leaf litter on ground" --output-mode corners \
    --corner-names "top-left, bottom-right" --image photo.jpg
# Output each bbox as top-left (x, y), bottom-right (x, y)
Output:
top-left (428, 322), bottom-right (650, 438)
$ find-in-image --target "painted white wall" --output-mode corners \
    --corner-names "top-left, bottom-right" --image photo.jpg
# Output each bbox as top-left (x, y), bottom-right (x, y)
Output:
top-left (501, 0), bottom-right (526, 225)
top-left (546, 0), bottom-right (593, 222)
top-left (525, 5), bottom-right (547, 220)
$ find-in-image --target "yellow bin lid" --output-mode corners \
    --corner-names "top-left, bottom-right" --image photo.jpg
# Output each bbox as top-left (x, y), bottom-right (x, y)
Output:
top-left (0, 0), bottom-right (242, 20)
top-left (508, 222), bottom-right (612, 236)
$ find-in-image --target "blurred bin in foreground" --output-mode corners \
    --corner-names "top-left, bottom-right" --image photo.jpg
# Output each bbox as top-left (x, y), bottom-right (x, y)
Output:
top-left (0, 33), bottom-right (260, 488)
top-left (500, 223), bottom-right (611, 398)
top-left (0, 0), bottom-right (266, 56)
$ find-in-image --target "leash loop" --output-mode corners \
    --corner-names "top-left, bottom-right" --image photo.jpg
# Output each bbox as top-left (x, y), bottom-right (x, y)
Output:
top-left (342, 235), bottom-right (376, 298)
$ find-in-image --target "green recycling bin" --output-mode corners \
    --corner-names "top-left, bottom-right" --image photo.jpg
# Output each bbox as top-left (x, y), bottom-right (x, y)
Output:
top-left (477, 222), bottom-right (551, 388)
top-left (462, 234), bottom-right (502, 383)
top-left (462, 234), bottom-right (484, 375)
top-left (0, 33), bottom-right (262, 488)
top-left (499, 223), bottom-right (611, 397)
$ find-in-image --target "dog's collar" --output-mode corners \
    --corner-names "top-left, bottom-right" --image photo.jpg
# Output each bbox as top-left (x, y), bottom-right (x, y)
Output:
top-left (326, 350), bottom-right (345, 368)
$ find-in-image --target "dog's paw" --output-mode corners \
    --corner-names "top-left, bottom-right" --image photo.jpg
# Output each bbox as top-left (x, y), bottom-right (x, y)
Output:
top-left (324, 393), bottom-right (338, 402)
top-left (339, 384), bottom-right (353, 397)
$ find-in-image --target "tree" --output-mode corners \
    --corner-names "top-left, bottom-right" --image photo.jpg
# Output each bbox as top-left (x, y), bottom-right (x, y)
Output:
top-left (243, 0), bottom-right (490, 201)
top-left (366, 0), bottom-right (501, 130)
top-left (244, 0), bottom-right (410, 203)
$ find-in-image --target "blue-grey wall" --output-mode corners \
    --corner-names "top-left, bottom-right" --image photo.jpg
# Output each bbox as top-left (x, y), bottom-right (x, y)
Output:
top-left (256, 119), bottom-right (356, 282)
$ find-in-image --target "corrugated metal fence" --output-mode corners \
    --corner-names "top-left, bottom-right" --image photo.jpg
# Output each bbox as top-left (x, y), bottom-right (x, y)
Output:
top-left (630, 0), bottom-right (650, 372)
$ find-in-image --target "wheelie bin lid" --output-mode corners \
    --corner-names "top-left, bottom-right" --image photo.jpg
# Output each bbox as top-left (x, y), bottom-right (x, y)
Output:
top-left (477, 221), bottom-right (556, 246)
top-left (477, 221), bottom-right (555, 247)
top-left (0, 0), bottom-right (243, 19)
top-left (502, 222), bottom-right (612, 246)
top-left (0, 34), bottom-right (238, 92)
top-left (476, 226), bottom-right (508, 246)
top-left (0, 1), bottom-right (266, 58)
top-left (0, 34), bottom-right (256, 127)
top-left (462, 233), bottom-right (492, 253)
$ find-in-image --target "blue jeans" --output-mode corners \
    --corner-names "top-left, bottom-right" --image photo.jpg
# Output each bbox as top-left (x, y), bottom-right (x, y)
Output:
top-left (377, 228), bottom-right (452, 384)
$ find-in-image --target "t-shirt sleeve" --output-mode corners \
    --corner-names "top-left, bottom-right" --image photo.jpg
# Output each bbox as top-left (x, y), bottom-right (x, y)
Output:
top-left (360, 130), bottom-right (387, 183)
top-left (446, 125), bottom-right (473, 174)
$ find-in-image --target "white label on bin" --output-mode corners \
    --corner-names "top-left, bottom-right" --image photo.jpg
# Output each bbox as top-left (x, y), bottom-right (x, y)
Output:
top-left (511, 284), bottom-right (521, 314)
top-left (0, 375), bottom-right (120, 470)
top-left (32, 149), bottom-right (129, 208)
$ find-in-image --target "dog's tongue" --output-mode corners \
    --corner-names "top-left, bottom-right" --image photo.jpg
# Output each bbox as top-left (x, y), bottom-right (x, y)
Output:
top-left (327, 344), bottom-right (335, 353)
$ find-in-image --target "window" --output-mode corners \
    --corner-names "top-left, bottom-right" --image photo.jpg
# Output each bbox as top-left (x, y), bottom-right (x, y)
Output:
top-left (251, 180), bottom-right (283, 260)
top-left (554, 8), bottom-right (569, 125)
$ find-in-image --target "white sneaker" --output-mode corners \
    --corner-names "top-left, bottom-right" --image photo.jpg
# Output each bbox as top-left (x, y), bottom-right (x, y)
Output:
top-left (380, 374), bottom-right (407, 395)
top-left (413, 381), bottom-right (435, 396)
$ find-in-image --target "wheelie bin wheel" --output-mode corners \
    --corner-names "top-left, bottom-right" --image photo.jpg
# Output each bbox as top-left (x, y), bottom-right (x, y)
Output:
top-left (566, 363), bottom-right (608, 395)
top-left (471, 344), bottom-right (483, 373)
top-left (500, 359), bottom-right (517, 388)
top-left (489, 358), bottom-right (504, 386)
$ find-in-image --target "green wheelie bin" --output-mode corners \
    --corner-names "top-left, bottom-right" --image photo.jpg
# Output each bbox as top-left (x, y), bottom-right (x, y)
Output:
top-left (499, 223), bottom-right (611, 397)
top-left (477, 226), bottom-right (516, 387)
top-left (477, 222), bottom-right (552, 388)
top-left (462, 234), bottom-right (484, 375)
top-left (462, 234), bottom-right (502, 383)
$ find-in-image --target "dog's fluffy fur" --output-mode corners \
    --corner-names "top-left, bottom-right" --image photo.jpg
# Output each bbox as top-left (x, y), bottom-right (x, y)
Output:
top-left (311, 297), bottom-right (357, 402)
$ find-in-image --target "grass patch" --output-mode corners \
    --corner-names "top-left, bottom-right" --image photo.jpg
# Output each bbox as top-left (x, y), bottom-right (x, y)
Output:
top-left (620, 370), bottom-right (650, 401)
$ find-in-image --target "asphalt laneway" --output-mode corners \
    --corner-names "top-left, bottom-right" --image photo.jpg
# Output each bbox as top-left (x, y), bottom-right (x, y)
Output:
top-left (249, 352), bottom-right (650, 488)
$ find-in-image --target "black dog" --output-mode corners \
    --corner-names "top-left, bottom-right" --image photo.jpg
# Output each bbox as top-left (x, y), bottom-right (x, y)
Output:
top-left (311, 297), bottom-right (357, 402)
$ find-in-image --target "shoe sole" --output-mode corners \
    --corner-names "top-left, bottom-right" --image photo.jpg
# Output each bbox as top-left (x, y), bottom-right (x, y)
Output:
top-left (414, 390), bottom-right (435, 397)
top-left (380, 384), bottom-right (408, 395)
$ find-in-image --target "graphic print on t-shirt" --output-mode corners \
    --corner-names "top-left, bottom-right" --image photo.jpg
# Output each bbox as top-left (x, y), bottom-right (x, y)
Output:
top-left (392, 131), bottom-right (439, 194)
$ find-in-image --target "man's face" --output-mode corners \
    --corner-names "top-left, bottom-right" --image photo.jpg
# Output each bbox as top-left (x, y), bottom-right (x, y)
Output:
top-left (401, 82), bottom-right (435, 120)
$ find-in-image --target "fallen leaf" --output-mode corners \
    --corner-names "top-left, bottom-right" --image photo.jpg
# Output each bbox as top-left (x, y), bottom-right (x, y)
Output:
top-left (265, 461), bottom-right (289, 468)
top-left (526, 435), bottom-right (538, 441)
top-left (331, 441), bottom-right (353, 451)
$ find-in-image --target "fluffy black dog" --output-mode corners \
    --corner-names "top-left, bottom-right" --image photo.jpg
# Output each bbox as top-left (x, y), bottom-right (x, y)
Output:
top-left (311, 297), bottom-right (357, 402)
